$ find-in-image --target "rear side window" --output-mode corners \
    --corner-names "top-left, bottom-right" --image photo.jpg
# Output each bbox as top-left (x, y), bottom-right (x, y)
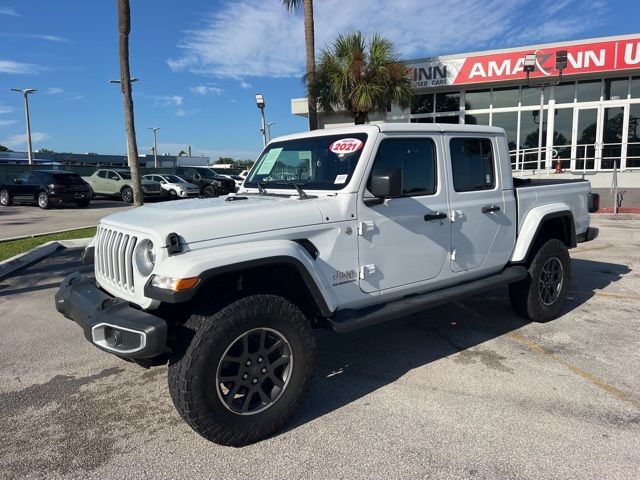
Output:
top-left (97, 170), bottom-right (107, 178)
top-left (368, 138), bottom-right (437, 196)
top-left (52, 173), bottom-right (83, 184)
top-left (450, 138), bottom-right (495, 192)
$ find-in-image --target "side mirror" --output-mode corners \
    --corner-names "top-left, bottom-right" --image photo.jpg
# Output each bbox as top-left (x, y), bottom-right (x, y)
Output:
top-left (194, 173), bottom-right (201, 180)
top-left (13, 179), bottom-right (21, 184)
top-left (370, 168), bottom-right (402, 198)
top-left (110, 175), bottom-right (119, 180)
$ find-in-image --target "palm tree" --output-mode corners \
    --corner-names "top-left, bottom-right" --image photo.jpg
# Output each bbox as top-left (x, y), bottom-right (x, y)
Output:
top-left (117, 0), bottom-right (143, 206)
top-left (282, 0), bottom-right (318, 131)
top-left (310, 32), bottom-right (412, 125)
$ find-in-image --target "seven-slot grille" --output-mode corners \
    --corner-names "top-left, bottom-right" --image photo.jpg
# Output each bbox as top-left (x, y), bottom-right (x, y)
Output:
top-left (95, 225), bottom-right (138, 293)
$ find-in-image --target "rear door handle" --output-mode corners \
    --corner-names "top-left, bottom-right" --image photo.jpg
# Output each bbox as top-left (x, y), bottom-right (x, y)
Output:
top-left (482, 205), bottom-right (501, 214)
top-left (424, 212), bottom-right (448, 221)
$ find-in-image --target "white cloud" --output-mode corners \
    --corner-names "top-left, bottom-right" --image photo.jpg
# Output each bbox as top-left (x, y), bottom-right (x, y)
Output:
top-left (67, 94), bottom-right (84, 101)
top-left (46, 87), bottom-right (63, 95)
top-left (0, 6), bottom-right (20, 16)
top-left (151, 95), bottom-right (184, 107)
top-left (167, 0), bottom-right (610, 79)
top-left (190, 84), bottom-right (224, 95)
top-left (0, 60), bottom-right (47, 75)
top-left (0, 105), bottom-right (14, 114)
top-left (239, 80), bottom-right (252, 89)
top-left (28, 34), bottom-right (71, 43)
top-left (0, 119), bottom-right (17, 126)
top-left (1, 132), bottom-right (50, 149)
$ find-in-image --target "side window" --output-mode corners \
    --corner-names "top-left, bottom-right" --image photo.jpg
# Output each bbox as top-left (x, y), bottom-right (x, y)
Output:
top-left (19, 172), bottom-right (32, 183)
top-left (450, 138), bottom-right (495, 192)
top-left (368, 138), bottom-right (437, 196)
top-left (96, 170), bottom-right (106, 178)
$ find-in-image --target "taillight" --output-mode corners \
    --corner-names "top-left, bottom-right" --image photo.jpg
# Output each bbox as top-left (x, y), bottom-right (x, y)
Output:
top-left (588, 193), bottom-right (600, 213)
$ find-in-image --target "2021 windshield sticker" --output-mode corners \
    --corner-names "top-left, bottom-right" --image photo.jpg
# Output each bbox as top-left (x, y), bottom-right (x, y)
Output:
top-left (329, 138), bottom-right (364, 157)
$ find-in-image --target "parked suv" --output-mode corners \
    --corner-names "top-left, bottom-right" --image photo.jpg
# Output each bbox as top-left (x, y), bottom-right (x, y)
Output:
top-left (83, 169), bottom-right (163, 203)
top-left (0, 170), bottom-right (92, 209)
top-left (143, 174), bottom-right (199, 199)
top-left (173, 166), bottom-right (236, 196)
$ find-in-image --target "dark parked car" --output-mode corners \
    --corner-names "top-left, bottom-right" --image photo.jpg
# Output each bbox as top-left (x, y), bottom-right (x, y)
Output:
top-left (173, 166), bottom-right (236, 196)
top-left (0, 170), bottom-right (93, 209)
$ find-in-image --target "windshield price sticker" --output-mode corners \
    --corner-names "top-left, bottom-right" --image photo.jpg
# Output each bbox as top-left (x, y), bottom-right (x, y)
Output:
top-left (256, 147), bottom-right (283, 175)
top-left (329, 138), bottom-right (364, 155)
top-left (334, 174), bottom-right (348, 184)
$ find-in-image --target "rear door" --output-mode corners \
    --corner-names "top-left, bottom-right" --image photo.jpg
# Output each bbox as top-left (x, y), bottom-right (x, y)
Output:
top-left (357, 135), bottom-right (450, 293)
top-left (13, 172), bottom-right (35, 200)
top-left (446, 136), bottom-right (513, 272)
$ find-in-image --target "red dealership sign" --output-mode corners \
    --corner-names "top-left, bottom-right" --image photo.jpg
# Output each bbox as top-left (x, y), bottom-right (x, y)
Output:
top-left (408, 36), bottom-right (640, 88)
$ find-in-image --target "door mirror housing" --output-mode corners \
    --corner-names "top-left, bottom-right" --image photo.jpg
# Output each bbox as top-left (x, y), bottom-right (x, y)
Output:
top-left (370, 168), bottom-right (402, 198)
top-left (13, 179), bottom-right (22, 184)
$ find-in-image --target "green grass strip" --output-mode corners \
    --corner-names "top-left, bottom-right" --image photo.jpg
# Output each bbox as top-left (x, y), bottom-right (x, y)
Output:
top-left (0, 226), bottom-right (97, 262)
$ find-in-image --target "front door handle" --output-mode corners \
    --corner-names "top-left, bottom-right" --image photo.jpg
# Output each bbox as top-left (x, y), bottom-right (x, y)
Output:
top-left (424, 212), bottom-right (448, 221)
top-left (482, 205), bottom-right (501, 214)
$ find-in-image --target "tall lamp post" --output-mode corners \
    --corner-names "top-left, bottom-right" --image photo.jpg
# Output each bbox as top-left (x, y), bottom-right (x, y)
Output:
top-left (148, 127), bottom-right (160, 168)
top-left (266, 122), bottom-right (275, 143)
top-left (522, 51), bottom-right (567, 171)
top-left (10, 88), bottom-right (37, 165)
top-left (255, 94), bottom-right (267, 147)
top-left (109, 77), bottom-right (139, 166)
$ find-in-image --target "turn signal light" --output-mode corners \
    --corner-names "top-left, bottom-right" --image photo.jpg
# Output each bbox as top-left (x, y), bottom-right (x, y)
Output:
top-left (151, 275), bottom-right (200, 291)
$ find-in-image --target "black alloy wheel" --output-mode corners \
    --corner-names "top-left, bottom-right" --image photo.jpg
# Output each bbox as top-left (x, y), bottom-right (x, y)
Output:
top-left (203, 185), bottom-right (215, 196)
top-left (538, 257), bottom-right (564, 305)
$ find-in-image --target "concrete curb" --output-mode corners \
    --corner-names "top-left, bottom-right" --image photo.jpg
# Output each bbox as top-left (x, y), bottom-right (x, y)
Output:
top-left (0, 237), bottom-right (91, 280)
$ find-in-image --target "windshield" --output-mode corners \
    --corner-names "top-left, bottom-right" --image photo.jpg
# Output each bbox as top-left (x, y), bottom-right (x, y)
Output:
top-left (196, 169), bottom-right (217, 178)
top-left (116, 171), bottom-right (132, 180)
top-left (245, 133), bottom-right (368, 190)
top-left (162, 174), bottom-right (185, 183)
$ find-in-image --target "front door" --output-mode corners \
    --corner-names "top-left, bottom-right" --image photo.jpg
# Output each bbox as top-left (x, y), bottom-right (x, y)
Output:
top-left (357, 135), bottom-right (450, 293)
top-left (447, 136), bottom-right (512, 273)
top-left (572, 107), bottom-right (599, 171)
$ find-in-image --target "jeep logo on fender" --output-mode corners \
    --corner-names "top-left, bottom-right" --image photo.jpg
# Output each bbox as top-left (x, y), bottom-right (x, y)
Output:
top-left (332, 269), bottom-right (357, 286)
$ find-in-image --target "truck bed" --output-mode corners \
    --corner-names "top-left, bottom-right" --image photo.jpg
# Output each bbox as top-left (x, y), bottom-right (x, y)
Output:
top-left (514, 178), bottom-right (590, 236)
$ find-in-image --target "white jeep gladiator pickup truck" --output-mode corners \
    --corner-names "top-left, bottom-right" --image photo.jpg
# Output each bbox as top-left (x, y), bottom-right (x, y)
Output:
top-left (55, 123), bottom-right (599, 446)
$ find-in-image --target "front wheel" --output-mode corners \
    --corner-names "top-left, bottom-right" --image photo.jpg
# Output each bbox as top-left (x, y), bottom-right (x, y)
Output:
top-left (0, 189), bottom-right (12, 206)
top-left (168, 294), bottom-right (316, 446)
top-left (37, 191), bottom-right (50, 209)
top-left (203, 185), bottom-right (215, 196)
top-left (509, 239), bottom-right (570, 322)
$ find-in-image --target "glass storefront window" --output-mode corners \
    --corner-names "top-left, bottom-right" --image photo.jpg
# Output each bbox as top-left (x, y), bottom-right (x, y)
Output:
top-left (601, 106), bottom-right (625, 169)
top-left (604, 77), bottom-right (629, 100)
top-left (576, 108), bottom-right (598, 169)
top-left (519, 109), bottom-right (546, 169)
top-left (627, 103), bottom-right (640, 168)
top-left (464, 89), bottom-right (491, 110)
top-left (631, 77), bottom-right (640, 99)
top-left (554, 82), bottom-right (575, 104)
top-left (551, 108), bottom-right (573, 168)
top-left (435, 92), bottom-right (460, 112)
top-left (521, 86), bottom-right (549, 107)
top-left (465, 113), bottom-right (490, 125)
top-left (491, 111), bottom-right (518, 152)
top-left (577, 80), bottom-right (601, 102)
top-left (411, 94), bottom-right (434, 114)
top-left (492, 87), bottom-right (519, 108)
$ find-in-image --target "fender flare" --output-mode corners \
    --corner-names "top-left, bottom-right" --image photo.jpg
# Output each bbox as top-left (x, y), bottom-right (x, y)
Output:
top-left (145, 240), bottom-right (338, 317)
top-left (511, 204), bottom-right (575, 263)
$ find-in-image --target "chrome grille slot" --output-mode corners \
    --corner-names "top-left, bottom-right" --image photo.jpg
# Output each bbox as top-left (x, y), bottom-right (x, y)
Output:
top-left (95, 226), bottom-right (138, 293)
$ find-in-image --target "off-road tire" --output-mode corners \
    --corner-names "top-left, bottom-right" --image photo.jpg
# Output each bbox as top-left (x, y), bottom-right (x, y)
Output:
top-left (203, 185), bottom-right (215, 196)
top-left (37, 191), bottom-right (50, 209)
top-left (509, 239), bottom-right (570, 322)
top-left (0, 190), bottom-right (11, 206)
top-left (121, 187), bottom-right (133, 203)
top-left (168, 294), bottom-right (316, 446)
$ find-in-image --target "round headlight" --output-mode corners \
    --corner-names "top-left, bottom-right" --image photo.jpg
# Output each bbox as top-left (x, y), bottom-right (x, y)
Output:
top-left (135, 239), bottom-right (156, 276)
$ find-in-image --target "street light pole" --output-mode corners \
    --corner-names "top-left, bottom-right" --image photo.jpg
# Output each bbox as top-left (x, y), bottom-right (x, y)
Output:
top-left (148, 127), bottom-right (160, 168)
top-left (109, 78), bottom-right (138, 166)
top-left (255, 94), bottom-right (267, 147)
top-left (10, 88), bottom-right (37, 165)
top-left (266, 122), bottom-right (275, 143)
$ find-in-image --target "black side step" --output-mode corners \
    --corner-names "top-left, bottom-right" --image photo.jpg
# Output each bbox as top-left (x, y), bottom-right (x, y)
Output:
top-left (328, 266), bottom-right (528, 333)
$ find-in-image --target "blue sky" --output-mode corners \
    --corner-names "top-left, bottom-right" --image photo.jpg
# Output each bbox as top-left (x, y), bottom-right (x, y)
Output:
top-left (0, 0), bottom-right (638, 160)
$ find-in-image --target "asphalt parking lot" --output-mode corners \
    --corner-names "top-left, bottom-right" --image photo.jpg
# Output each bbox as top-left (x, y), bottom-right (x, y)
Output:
top-left (0, 200), bottom-right (131, 240)
top-left (0, 215), bottom-right (638, 480)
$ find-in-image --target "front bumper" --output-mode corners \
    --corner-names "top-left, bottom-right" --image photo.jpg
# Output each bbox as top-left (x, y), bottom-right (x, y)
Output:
top-left (55, 271), bottom-right (168, 359)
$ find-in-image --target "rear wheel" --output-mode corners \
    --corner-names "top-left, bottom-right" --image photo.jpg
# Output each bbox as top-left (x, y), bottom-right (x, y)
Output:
top-left (37, 191), bottom-right (50, 209)
top-left (168, 294), bottom-right (316, 446)
top-left (509, 239), bottom-right (570, 322)
top-left (0, 189), bottom-right (11, 206)
top-left (203, 185), bottom-right (215, 196)
top-left (121, 187), bottom-right (133, 203)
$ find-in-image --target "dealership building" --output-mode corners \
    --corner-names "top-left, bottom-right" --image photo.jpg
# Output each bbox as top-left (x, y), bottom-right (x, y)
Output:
top-left (292, 34), bottom-right (640, 201)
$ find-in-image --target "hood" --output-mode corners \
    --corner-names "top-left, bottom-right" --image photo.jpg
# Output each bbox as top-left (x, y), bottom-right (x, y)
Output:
top-left (102, 194), bottom-right (325, 244)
